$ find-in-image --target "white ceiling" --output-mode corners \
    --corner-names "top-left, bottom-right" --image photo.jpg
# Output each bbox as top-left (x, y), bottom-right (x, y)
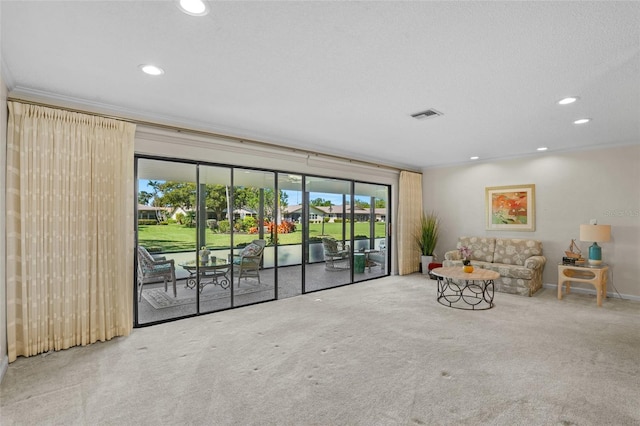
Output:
top-left (2, 1), bottom-right (639, 170)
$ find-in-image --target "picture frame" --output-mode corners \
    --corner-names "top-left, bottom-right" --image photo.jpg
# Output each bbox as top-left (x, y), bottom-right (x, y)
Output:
top-left (485, 184), bottom-right (535, 231)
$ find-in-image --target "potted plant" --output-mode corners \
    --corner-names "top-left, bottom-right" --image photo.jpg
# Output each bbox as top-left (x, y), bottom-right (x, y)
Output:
top-left (416, 211), bottom-right (440, 274)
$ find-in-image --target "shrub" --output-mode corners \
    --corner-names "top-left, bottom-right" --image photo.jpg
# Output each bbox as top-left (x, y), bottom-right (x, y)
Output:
top-left (184, 211), bottom-right (196, 228)
top-left (206, 219), bottom-right (219, 232)
top-left (175, 212), bottom-right (185, 225)
top-left (279, 221), bottom-right (296, 233)
top-left (218, 220), bottom-right (230, 233)
top-left (138, 219), bottom-right (157, 226)
top-left (242, 216), bottom-right (258, 231)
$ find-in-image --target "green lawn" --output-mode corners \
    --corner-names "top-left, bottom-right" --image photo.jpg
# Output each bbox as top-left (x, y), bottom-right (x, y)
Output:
top-left (139, 222), bottom-right (386, 253)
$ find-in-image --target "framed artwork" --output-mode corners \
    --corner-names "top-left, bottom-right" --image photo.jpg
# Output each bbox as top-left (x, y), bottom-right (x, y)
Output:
top-left (485, 184), bottom-right (535, 231)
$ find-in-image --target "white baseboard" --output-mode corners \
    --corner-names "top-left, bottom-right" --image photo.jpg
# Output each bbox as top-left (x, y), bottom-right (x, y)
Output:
top-left (543, 283), bottom-right (640, 302)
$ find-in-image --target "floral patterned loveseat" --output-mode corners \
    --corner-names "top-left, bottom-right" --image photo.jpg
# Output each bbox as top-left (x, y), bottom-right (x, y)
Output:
top-left (443, 236), bottom-right (546, 296)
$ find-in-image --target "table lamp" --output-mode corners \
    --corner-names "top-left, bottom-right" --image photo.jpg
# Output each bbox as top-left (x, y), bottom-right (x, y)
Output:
top-left (579, 224), bottom-right (611, 265)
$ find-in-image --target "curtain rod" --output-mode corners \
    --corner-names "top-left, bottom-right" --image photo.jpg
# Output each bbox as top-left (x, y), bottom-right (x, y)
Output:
top-left (8, 96), bottom-right (408, 173)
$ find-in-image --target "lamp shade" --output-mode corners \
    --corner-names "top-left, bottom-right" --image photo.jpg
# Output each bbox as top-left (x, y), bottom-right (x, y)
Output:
top-left (580, 224), bottom-right (611, 265)
top-left (579, 224), bottom-right (611, 243)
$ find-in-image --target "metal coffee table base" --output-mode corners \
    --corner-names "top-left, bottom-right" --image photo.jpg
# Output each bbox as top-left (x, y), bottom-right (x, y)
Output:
top-left (437, 277), bottom-right (495, 310)
top-left (432, 267), bottom-right (499, 310)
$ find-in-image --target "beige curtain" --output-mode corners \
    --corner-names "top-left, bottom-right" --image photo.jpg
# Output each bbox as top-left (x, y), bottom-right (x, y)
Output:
top-left (6, 102), bottom-right (136, 362)
top-left (397, 170), bottom-right (423, 275)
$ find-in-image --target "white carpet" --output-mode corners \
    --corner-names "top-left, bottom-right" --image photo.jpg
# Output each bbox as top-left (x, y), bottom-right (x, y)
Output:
top-left (2, 274), bottom-right (639, 425)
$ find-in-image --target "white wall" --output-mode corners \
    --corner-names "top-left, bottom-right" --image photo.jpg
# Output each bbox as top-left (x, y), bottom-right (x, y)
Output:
top-left (423, 145), bottom-right (640, 299)
top-left (0, 64), bottom-right (8, 380)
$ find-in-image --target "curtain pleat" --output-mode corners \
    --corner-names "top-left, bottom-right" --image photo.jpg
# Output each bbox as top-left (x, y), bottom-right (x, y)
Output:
top-left (397, 170), bottom-right (423, 275)
top-left (6, 102), bottom-right (135, 362)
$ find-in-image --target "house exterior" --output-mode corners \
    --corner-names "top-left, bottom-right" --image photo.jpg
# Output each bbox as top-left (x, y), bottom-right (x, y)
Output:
top-left (137, 204), bottom-right (170, 222)
top-left (281, 205), bottom-right (325, 223)
top-left (281, 204), bottom-right (386, 223)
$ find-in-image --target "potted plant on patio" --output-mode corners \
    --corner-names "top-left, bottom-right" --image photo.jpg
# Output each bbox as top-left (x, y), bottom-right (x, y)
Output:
top-left (416, 211), bottom-right (440, 274)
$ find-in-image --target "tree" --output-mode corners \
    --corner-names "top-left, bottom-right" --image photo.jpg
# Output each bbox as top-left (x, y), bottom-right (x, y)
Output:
top-left (232, 187), bottom-right (289, 221)
top-left (152, 182), bottom-right (196, 210)
top-left (146, 180), bottom-right (161, 198)
top-left (204, 184), bottom-right (229, 221)
top-left (310, 198), bottom-right (332, 207)
top-left (279, 190), bottom-right (289, 208)
top-left (138, 191), bottom-right (153, 205)
top-left (355, 199), bottom-right (370, 209)
top-left (147, 181), bottom-right (290, 224)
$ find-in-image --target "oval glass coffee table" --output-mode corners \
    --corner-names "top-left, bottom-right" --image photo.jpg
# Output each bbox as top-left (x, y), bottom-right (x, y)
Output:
top-left (431, 267), bottom-right (499, 310)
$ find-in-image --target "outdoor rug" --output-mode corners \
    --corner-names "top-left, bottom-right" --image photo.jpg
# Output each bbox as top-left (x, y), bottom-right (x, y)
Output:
top-left (142, 280), bottom-right (273, 309)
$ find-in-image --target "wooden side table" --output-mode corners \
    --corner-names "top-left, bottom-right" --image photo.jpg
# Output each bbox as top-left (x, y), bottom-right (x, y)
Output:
top-left (557, 264), bottom-right (609, 307)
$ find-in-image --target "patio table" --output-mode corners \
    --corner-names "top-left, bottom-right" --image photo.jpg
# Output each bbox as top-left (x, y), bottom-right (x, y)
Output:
top-left (180, 259), bottom-right (231, 292)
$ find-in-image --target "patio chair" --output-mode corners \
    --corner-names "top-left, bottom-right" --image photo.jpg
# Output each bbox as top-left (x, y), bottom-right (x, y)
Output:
top-left (232, 239), bottom-right (266, 286)
top-left (322, 237), bottom-right (351, 270)
top-left (136, 246), bottom-right (177, 301)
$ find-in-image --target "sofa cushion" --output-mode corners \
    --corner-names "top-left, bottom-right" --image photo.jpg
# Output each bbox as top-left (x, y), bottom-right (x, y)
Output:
top-left (457, 237), bottom-right (496, 262)
top-left (445, 259), bottom-right (494, 271)
top-left (484, 263), bottom-right (535, 280)
top-left (493, 238), bottom-right (543, 266)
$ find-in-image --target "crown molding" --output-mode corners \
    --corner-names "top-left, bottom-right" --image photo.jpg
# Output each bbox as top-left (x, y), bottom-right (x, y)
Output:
top-left (9, 87), bottom-right (411, 174)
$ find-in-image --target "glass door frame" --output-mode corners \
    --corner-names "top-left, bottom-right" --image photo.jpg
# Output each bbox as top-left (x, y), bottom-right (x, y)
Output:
top-left (134, 154), bottom-right (391, 327)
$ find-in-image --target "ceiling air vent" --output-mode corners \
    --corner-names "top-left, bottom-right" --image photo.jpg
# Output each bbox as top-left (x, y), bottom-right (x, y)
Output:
top-left (411, 109), bottom-right (443, 120)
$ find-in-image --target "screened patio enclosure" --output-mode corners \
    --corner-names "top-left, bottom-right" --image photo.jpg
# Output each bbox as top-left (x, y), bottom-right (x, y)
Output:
top-left (135, 156), bottom-right (390, 326)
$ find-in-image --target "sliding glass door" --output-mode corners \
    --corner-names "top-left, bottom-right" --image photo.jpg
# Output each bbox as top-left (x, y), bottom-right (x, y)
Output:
top-left (231, 168), bottom-right (276, 307)
top-left (277, 174), bottom-right (303, 298)
top-left (135, 155), bottom-right (391, 326)
top-left (196, 165), bottom-right (233, 314)
top-left (136, 159), bottom-right (198, 324)
top-left (304, 176), bottom-right (352, 292)
top-left (353, 182), bottom-right (389, 282)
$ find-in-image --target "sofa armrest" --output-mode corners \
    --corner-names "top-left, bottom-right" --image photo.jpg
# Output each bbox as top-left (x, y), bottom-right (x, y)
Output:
top-left (525, 255), bottom-right (546, 270)
top-left (444, 250), bottom-right (461, 261)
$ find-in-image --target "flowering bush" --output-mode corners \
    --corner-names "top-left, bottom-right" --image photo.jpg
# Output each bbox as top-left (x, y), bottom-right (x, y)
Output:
top-left (264, 221), bottom-right (296, 234)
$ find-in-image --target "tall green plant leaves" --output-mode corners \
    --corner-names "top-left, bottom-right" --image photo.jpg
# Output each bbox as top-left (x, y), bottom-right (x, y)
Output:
top-left (416, 211), bottom-right (440, 256)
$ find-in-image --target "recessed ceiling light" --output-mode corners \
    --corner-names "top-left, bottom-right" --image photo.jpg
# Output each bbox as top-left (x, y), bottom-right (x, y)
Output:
top-left (574, 118), bottom-right (591, 125)
top-left (537, 147), bottom-right (548, 151)
top-left (139, 64), bottom-right (164, 76)
top-left (177, 0), bottom-right (209, 16)
top-left (558, 97), bottom-right (578, 105)
top-left (470, 156), bottom-right (479, 160)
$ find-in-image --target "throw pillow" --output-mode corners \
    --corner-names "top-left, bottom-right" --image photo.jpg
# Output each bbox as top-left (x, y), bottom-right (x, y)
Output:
top-left (241, 243), bottom-right (261, 257)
